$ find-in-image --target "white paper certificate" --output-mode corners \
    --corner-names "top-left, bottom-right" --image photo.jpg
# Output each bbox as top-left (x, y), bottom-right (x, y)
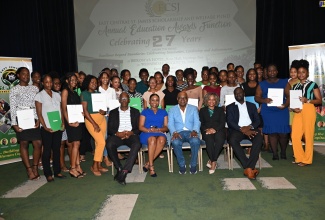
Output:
top-left (267, 88), bottom-right (284, 106)
top-left (290, 90), bottom-right (302, 109)
top-left (67, 105), bottom-right (84, 123)
top-left (188, 98), bottom-right (198, 107)
top-left (225, 94), bottom-right (236, 106)
top-left (107, 99), bottom-right (120, 111)
top-left (91, 93), bottom-right (106, 112)
top-left (17, 109), bottom-right (35, 129)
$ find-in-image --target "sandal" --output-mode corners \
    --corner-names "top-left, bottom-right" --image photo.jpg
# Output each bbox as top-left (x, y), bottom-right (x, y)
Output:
top-left (103, 156), bottom-right (112, 167)
top-left (61, 166), bottom-right (70, 172)
top-left (298, 162), bottom-right (309, 167)
top-left (143, 162), bottom-right (149, 172)
top-left (159, 153), bottom-right (164, 159)
top-left (76, 164), bottom-right (86, 176)
top-left (80, 155), bottom-right (86, 162)
top-left (32, 165), bottom-right (40, 179)
top-left (90, 166), bottom-right (101, 176)
top-left (26, 167), bottom-right (39, 180)
top-left (69, 167), bottom-right (83, 178)
top-left (149, 165), bottom-right (157, 177)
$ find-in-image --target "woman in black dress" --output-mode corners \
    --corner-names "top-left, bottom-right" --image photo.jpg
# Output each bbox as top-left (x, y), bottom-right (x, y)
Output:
top-left (61, 72), bottom-right (84, 178)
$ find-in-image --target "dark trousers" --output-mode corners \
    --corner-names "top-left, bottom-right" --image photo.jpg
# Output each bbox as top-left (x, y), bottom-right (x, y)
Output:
top-left (228, 129), bottom-right (262, 169)
top-left (41, 128), bottom-right (62, 177)
top-left (202, 130), bottom-right (226, 162)
top-left (79, 123), bottom-right (92, 155)
top-left (106, 135), bottom-right (141, 172)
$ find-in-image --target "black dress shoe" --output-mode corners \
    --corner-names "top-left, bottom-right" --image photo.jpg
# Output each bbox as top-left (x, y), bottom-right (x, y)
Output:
top-left (46, 176), bottom-right (54, 182)
top-left (280, 155), bottom-right (287, 160)
top-left (114, 168), bottom-right (122, 181)
top-left (117, 171), bottom-right (127, 185)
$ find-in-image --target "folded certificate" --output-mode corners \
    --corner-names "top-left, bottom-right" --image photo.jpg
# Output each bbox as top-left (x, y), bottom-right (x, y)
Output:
top-left (188, 98), bottom-right (198, 107)
top-left (47, 111), bottom-right (61, 131)
top-left (245, 96), bottom-right (259, 109)
top-left (91, 93), bottom-right (106, 112)
top-left (290, 90), bottom-right (302, 109)
top-left (267, 88), bottom-right (284, 106)
top-left (129, 98), bottom-right (142, 112)
top-left (107, 99), bottom-right (120, 111)
top-left (67, 104), bottom-right (84, 123)
top-left (165, 105), bottom-right (175, 112)
top-left (17, 109), bottom-right (35, 129)
top-left (225, 94), bottom-right (236, 106)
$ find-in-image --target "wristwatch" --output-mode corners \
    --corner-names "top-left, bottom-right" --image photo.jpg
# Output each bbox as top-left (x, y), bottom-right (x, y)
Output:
top-left (250, 125), bottom-right (254, 130)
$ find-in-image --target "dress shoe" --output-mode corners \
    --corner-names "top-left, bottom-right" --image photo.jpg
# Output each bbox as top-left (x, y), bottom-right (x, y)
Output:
top-left (272, 155), bottom-right (279, 160)
top-left (117, 171), bottom-right (127, 185)
top-left (46, 176), bottom-right (55, 182)
top-left (244, 168), bottom-right (256, 180)
top-left (252, 168), bottom-right (259, 177)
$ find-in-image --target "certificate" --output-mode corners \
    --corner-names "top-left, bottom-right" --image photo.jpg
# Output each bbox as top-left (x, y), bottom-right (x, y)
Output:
top-left (91, 93), bottom-right (106, 112)
top-left (107, 99), bottom-right (120, 111)
top-left (47, 111), bottom-right (61, 131)
top-left (267, 88), bottom-right (284, 106)
top-left (225, 94), bottom-right (236, 106)
top-left (188, 98), bottom-right (198, 107)
top-left (17, 109), bottom-right (35, 129)
top-left (67, 104), bottom-right (84, 123)
top-left (129, 98), bottom-right (142, 112)
top-left (290, 90), bottom-right (302, 109)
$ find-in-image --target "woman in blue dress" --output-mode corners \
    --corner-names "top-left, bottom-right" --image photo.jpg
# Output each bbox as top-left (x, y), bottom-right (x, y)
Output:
top-left (255, 64), bottom-right (291, 160)
top-left (139, 94), bottom-right (168, 177)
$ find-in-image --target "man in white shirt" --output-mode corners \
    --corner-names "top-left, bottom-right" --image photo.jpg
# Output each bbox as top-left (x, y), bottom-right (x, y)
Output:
top-left (226, 87), bottom-right (262, 180)
top-left (106, 92), bottom-right (141, 185)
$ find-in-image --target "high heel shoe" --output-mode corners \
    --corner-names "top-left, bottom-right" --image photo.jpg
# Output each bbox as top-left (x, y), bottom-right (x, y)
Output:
top-left (103, 156), bottom-right (112, 167)
top-left (90, 166), bottom-right (101, 176)
top-left (26, 167), bottom-right (39, 180)
top-left (69, 168), bottom-right (83, 178)
top-left (149, 165), bottom-right (157, 177)
top-left (208, 162), bottom-right (217, 174)
top-left (143, 162), bottom-right (149, 172)
top-left (32, 164), bottom-right (41, 179)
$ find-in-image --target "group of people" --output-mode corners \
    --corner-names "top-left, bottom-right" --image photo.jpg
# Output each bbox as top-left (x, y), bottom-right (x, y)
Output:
top-left (9, 60), bottom-right (322, 184)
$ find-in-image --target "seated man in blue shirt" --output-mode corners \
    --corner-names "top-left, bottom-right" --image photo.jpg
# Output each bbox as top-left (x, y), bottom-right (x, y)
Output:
top-left (168, 91), bottom-right (201, 174)
top-left (226, 87), bottom-right (262, 180)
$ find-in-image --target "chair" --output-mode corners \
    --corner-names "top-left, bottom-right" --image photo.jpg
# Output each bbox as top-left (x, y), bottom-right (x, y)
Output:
top-left (199, 140), bottom-right (232, 170)
top-left (140, 132), bottom-right (171, 172)
top-left (169, 139), bottom-right (205, 173)
top-left (229, 139), bottom-right (262, 170)
top-left (111, 145), bottom-right (142, 176)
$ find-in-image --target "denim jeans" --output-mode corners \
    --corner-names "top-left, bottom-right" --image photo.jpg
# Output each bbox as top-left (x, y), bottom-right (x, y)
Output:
top-left (171, 130), bottom-right (200, 168)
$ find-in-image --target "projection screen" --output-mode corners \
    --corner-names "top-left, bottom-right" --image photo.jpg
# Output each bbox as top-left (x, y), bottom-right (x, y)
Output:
top-left (74, 0), bottom-right (256, 78)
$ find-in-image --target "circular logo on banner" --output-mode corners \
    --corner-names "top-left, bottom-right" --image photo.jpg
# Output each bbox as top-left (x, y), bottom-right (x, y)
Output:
top-left (1, 67), bottom-right (19, 89)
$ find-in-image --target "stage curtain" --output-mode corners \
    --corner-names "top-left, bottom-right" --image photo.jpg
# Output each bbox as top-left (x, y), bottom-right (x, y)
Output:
top-left (0, 0), bottom-right (77, 77)
top-left (256, 0), bottom-right (325, 78)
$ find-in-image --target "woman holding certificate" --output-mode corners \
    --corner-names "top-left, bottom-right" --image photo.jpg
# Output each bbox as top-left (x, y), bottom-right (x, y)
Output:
top-left (81, 75), bottom-right (108, 176)
top-left (255, 64), bottom-right (291, 160)
top-left (61, 72), bottom-right (84, 178)
top-left (291, 60), bottom-right (322, 166)
top-left (35, 75), bottom-right (65, 182)
top-left (9, 67), bottom-right (42, 180)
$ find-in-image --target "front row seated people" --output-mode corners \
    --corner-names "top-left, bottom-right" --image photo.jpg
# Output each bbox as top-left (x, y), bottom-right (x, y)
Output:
top-left (168, 91), bottom-right (201, 174)
top-left (226, 87), bottom-right (262, 180)
top-left (106, 92), bottom-right (141, 185)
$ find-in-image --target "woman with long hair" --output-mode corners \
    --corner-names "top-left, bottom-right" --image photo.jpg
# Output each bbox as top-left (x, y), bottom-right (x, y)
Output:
top-left (61, 72), bottom-right (84, 178)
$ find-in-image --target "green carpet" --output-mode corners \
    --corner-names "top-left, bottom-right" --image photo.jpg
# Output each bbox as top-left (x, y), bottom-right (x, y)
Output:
top-left (0, 145), bottom-right (324, 220)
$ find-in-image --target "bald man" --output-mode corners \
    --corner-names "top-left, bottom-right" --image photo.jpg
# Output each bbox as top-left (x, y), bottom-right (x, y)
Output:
top-left (168, 92), bottom-right (201, 174)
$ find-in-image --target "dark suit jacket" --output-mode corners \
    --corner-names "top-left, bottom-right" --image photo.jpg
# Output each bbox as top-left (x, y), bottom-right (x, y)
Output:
top-left (107, 107), bottom-right (140, 135)
top-left (199, 106), bottom-right (225, 134)
top-left (226, 101), bottom-right (260, 133)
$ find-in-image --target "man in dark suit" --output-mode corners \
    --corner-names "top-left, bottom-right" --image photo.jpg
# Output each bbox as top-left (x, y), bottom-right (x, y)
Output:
top-left (226, 87), bottom-right (262, 179)
top-left (106, 92), bottom-right (141, 185)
